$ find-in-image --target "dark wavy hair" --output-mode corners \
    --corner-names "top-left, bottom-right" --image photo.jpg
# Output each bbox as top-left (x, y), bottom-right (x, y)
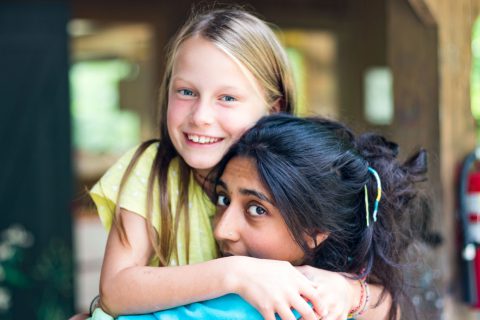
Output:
top-left (213, 113), bottom-right (432, 320)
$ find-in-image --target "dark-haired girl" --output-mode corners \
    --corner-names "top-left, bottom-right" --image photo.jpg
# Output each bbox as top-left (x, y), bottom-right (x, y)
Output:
top-left (213, 113), bottom-right (430, 320)
top-left (116, 113), bottom-right (429, 320)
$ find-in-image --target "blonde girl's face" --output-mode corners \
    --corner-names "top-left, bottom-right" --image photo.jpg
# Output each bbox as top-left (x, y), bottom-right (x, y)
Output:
top-left (213, 157), bottom-right (307, 265)
top-left (167, 36), bottom-right (272, 176)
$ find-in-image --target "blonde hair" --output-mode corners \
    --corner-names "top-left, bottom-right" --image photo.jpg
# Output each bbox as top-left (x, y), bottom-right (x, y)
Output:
top-left (115, 7), bottom-right (296, 266)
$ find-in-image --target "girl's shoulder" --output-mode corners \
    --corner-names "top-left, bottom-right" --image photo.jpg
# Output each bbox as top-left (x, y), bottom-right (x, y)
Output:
top-left (102, 142), bottom-right (160, 182)
top-left (121, 142), bottom-right (160, 171)
top-left (89, 142), bottom-right (162, 230)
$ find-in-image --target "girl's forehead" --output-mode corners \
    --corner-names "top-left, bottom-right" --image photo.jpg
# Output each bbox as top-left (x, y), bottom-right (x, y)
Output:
top-left (222, 157), bottom-right (269, 192)
top-left (171, 36), bottom-right (267, 103)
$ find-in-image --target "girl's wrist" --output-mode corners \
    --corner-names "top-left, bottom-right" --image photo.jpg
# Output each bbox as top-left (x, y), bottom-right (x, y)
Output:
top-left (347, 277), bottom-right (369, 318)
top-left (219, 256), bottom-right (244, 295)
top-left (347, 278), bottom-right (361, 310)
top-left (341, 274), bottom-right (359, 312)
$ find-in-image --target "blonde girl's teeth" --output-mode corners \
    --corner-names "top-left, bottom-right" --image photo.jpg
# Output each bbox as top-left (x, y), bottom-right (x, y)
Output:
top-left (187, 135), bottom-right (220, 144)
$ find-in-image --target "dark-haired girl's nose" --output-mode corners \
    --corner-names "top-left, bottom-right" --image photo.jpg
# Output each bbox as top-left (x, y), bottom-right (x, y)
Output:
top-left (213, 207), bottom-right (240, 242)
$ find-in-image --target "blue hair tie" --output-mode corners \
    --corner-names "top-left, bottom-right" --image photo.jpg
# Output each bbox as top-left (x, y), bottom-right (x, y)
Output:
top-left (365, 167), bottom-right (382, 226)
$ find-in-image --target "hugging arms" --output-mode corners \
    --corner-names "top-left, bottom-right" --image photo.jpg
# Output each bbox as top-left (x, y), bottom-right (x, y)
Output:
top-left (113, 113), bottom-right (429, 320)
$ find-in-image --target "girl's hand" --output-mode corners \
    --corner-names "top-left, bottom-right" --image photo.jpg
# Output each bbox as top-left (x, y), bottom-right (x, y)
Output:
top-left (295, 266), bottom-right (353, 320)
top-left (224, 256), bottom-right (324, 320)
top-left (297, 266), bottom-right (393, 320)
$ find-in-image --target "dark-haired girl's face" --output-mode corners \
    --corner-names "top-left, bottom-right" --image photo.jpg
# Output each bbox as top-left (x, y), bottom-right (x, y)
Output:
top-left (213, 156), bottom-right (306, 265)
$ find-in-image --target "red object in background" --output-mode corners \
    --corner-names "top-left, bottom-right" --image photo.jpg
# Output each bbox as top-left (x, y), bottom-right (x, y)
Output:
top-left (466, 171), bottom-right (480, 308)
top-left (467, 172), bottom-right (480, 229)
top-left (468, 173), bottom-right (480, 226)
top-left (468, 171), bottom-right (480, 193)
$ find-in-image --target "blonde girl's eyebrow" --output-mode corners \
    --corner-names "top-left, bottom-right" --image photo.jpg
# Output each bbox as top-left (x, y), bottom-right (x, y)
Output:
top-left (170, 76), bottom-right (191, 86)
top-left (217, 85), bottom-right (244, 92)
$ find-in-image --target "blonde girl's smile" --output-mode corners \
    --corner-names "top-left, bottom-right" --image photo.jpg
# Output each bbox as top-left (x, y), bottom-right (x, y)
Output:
top-left (185, 133), bottom-right (222, 144)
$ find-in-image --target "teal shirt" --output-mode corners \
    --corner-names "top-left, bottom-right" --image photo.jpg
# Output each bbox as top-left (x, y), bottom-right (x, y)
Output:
top-left (112, 294), bottom-right (355, 320)
top-left (118, 294), bottom-right (295, 319)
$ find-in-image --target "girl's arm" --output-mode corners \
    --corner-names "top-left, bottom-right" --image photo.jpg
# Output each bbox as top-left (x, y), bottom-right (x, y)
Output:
top-left (100, 209), bottom-right (323, 320)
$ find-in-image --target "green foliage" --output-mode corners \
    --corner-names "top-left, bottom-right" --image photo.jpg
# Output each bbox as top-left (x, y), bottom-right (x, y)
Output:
top-left (32, 239), bottom-right (73, 320)
top-left (0, 225), bottom-right (32, 319)
top-left (0, 225), bottom-right (73, 320)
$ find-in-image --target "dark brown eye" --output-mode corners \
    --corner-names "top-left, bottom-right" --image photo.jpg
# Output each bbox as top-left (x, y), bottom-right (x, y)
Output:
top-left (247, 205), bottom-right (266, 216)
top-left (216, 195), bottom-right (230, 206)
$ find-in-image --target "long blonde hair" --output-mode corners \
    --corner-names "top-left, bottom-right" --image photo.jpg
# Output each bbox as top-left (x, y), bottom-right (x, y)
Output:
top-left (115, 7), bottom-right (296, 266)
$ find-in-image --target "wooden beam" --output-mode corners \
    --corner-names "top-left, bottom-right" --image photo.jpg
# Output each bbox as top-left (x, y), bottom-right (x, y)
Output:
top-left (408, 0), bottom-right (437, 26)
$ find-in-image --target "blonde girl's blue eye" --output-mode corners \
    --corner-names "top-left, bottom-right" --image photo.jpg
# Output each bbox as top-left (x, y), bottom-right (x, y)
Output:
top-left (247, 205), bottom-right (267, 216)
top-left (178, 89), bottom-right (195, 97)
top-left (217, 194), bottom-right (230, 207)
top-left (221, 95), bottom-right (236, 102)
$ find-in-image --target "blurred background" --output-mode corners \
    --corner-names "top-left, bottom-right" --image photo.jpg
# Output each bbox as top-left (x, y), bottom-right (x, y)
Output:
top-left (0, 0), bottom-right (479, 318)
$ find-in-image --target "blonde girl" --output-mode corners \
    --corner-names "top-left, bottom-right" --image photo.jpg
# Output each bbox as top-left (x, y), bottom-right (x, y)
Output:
top-left (87, 7), bottom-right (386, 320)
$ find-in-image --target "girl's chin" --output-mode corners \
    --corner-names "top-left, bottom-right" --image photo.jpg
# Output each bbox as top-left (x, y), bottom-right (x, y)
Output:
top-left (183, 157), bottom-right (214, 172)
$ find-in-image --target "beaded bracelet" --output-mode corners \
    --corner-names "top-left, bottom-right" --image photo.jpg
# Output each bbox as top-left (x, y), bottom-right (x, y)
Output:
top-left (347, 278), bottom-right (369, 318)
top-left (357, 279), bottom-right (370, 316)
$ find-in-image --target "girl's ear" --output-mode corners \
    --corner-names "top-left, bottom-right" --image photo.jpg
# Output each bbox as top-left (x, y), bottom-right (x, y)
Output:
top-left (305, 232), bottom-right (329, 249)
top-left (269, 99), bottom-right (281, 114)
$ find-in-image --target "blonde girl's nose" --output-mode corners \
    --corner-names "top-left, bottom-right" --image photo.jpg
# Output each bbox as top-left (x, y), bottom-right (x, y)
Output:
top-left (190, 98), bottom-right (214, 127)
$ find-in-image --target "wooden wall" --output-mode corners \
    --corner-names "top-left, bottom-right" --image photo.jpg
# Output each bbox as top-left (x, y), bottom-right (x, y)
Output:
top-left (421, 0), bottom-right (479, 318)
